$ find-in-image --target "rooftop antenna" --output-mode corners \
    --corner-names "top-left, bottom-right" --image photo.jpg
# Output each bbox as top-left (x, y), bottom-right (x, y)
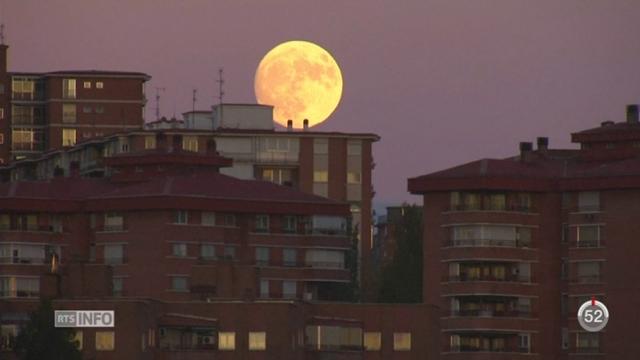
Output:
top-left (0, 24), bottom-right (5, 45)
top-left (216, 68), bottom-right (225, 104)
top-left (192, 88), bottom-right (197, 114)
top-left (155, 87), bottom-right (165, 121)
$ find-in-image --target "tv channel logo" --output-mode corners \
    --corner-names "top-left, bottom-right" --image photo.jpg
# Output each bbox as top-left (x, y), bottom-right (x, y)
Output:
top-left (54, 311), bottom-right (115, 328)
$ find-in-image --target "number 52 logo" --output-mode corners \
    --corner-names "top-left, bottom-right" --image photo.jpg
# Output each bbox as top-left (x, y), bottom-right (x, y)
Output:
top-left (578, 299), bottom-right (609, 332)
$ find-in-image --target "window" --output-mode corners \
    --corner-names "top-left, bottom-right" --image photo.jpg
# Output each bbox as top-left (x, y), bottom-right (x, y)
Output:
top-left (95, 331), bottom-right (115, 351)
top-left (283, 215), bottom-right (297, 233)
top-left (201, 212), bottom-right (215, 226)
top-left (0, 277), bottom-right (40, 298)
top-left (518, 333), bottom-right (530, 352)
top-left (200, 244), bottom-right (215, 259)
top-left (305, 325), bottom-right (362, 351)
top-left (561, 258), bottom-right (568, 280)
top-left (62, 104), bottom-right (76, 123)
top-left (305, 249), bottom-right (345, 269)
top-left (313, 171), bottom-right (328, 183)
top-left (96, 105), bottom-right (104, 114)
top-left (347, 171), bottom-right (361, 184)
top-left (221, 214), bottom-right (236, 227)
top-left (182, 136), bottom-right (198, 152)
top-left (0, 107), bottom-right (4, 120)
top-left (62, 128), bottom-right (77, 146)
top-left (283, 248), bottom-right (297, 266)
top-left (577, 261), bottom-right (601, 283)
top-left (223, 246), bottom-right (236, 260)
top-left (172, 243), bottom-right (187, 257)
top-left (112, 277), bottom-right (123, 296)
top-left (174, 211), bottom-right (188, 224)
top-left (0, 133), bottom-right (3, 145)
top-left (393, 332), bottom-right (411, 351)
top-left (577, 225), bottom-right (600, 247)
top-left (562, 223), bottom-right (569, 244)
top-left (313, 138), bottom-right (328, 154)
top-left (347, 140), bottom-right (362, 155)
top-left (485, 193), bottom-right (506, 211)
top-left (218, 332), bottom-right (235, 350)
top-left (104, 244), bottom-right (124, 265)
top-left (255, 215), bottom-right (269, 232)
top-left (83, 81), bottom-right (92, 89)
top-left (248, 332), bottom-right (266, 351)
top-left (144, 135), bottom-right (156, 149)
top-left (104, 212), bottom-right (124, 231)
top-left (255, 247), bottom-right (269, 266)
top-left (562, 327), bottom-right (569, 349)
top-left (364, 332), bottom-right (381, 351)
top-left (72, 330), bottom-right (83, 350)
top-left (576, 332), bottom-right (599, 352)
top-left (63, 79), bottom-right (76, 99)
top-left (283, 281), bottom-right (297, 298)
top-left (260, 280), bottom-right (269, 298)
top-left (96, 81), bottom-right (104, 89)
top-left (578, 191), bottom-right (600, 212)
top-left (171, 276), bottom-right (188, 292)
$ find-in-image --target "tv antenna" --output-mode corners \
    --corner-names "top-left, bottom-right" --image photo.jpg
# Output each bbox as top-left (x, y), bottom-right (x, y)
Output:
top-left (155, 87), bottom-right (165, 121)
top-left (216, 68), bottom-right (225, 104)
top-left (0, 24), bottom-right (5, 45)
top-left (192, 88), bottom-right (197, 114)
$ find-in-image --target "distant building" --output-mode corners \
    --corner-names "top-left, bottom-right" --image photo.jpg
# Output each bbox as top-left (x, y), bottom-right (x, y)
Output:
top-left (409, 104), bottom-right (640, 359)
top-left (0, 43), bottom-right (150, 164)
top-left (372, 206), bottom-right (423, 272)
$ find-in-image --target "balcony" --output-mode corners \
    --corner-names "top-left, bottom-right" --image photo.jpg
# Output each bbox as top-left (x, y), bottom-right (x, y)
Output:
top-left (0, 224), bottom-right (62, 233)
top-left (571, 239), bottom-right (602, 248)
top-left (574, 346), bottom-right (602, 354)
top-left (449, 204), bottom-right (535, 213)
top-left (104, 257), bottom-right (128, 265)
top-left (95, 224), bottom-right (127, 233)
top-left (450, 309), bottom-right (533, 319)
top-left (445, 274), bottom-right (532, 283)
top-left (449, 345), bottom-right (530, 353)
top-left (0, 256), bottom-right (50, 265)
top-left (445, 238), bottom-right (531, 248)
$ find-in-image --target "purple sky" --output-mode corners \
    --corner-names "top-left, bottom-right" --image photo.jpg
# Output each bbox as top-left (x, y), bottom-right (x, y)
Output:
top-left (3, 1), bottom-right (640, 206)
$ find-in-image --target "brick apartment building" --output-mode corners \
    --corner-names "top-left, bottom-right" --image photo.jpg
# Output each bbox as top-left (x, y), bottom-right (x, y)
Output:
top-left (408, 104), bottom-right (640, 359)
top-left (0, 136), bottom-right (428, 359)
top-left (0, 42), bottom-right (149, 164)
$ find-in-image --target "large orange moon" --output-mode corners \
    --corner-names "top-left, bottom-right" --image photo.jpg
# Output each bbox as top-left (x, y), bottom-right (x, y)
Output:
top-left (254, 41), bottom-right (343, 128)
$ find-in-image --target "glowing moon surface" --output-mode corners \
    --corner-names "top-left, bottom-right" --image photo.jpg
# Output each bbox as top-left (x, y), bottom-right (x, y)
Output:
top-left (254, 40), bottom-right (343, 128)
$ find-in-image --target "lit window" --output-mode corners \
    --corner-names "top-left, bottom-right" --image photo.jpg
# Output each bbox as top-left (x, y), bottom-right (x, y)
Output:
top-left (200, 244), bottom-right (215, 259)
top-left (255, 215), bottom-right (269, 232)
top-left (174, 210), bottom-right (188, 224)
top-left (248, 332), bottom-right (266, 351)
top-left (255, 247), bottom-right (269, 266)
top-left (218, 332), bottom-right (236, 350)
top-left (62, 104), bottom-right (76, 123)
top-left (62, 128), bottom-right (77, 146)
top-left (347, 172), bottom-right (361, 184)
top-left (364, 332), bottom-right (381, 351)
top-left (201, 212), bottom-right (215, 226)
top-left (83, 81), bottom-right (91, 89)
top-left (63, 79), bottom-right (76, 99)
top-left (182, 136), bottom-right (198, 152)
top-left (393, 332), bottom-right (411, 351)
top-left (96, 81), bottom-right (104, 89)
top-left (72, 330), bottom-right (83, 350)
top-left (144, 135), bottom-right (156, 150)
top-left (95, 331), bottom-right (115, 351)
top-left (172, 243), bottom-right (187, 257)
top-left (283, 281), bottom-right (297, 298)
top-left (170, 276), bottom-right (188, 291)
top-left (313, 171), bottom-right (328, 183)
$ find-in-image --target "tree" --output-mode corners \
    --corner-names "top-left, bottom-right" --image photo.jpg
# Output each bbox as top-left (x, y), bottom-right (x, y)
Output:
top-left (14, 299), bottom-right (82, 360)
top-left (377, 204), bottom-right (423, 303)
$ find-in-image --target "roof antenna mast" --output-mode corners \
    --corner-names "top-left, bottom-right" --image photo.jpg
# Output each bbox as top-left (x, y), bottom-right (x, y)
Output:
top-left (192, 88), bottom-right (197, 114)
top-left (0, 24), bottom-right (5, 45)
top-left (155, 87), bottom-right (165, 121)
top-left (216, 68), bottom-right (225, 104)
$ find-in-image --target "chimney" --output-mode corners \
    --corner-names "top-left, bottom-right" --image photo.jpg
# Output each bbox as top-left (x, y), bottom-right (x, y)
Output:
top-left (536, 137), bottom-right (549, 151)
top-left (287, 120), bottom-right (293, 132)
top-left (627, 104), bottom-right (639, 123)
top-left (303, 119), bottom-right (309, 131)
top-left (519, 142), bottom-right (533, 161)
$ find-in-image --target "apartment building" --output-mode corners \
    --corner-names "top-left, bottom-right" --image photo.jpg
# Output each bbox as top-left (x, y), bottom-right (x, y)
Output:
top-left (4, 103), bottom-right (379, 298)
top-left (0, 43), bottom-right (149, 164)
top-left (408, 104), bottom-right (640, 359)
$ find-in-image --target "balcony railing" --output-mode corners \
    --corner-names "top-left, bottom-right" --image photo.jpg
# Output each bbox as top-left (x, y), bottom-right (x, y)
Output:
top-left (96, 224), bottom-right (127, 232)
top-left (0, 256), bottom-right (49, 265)
top-left (445, 239), bottom-right (531, 248)
top-left (449, 345), bottom-right (530, 353)
top-left (575, 346), bottom-right (601, 353)
top-left (0, 224), bottom-right (62, 233)
top-left (104, 257), bottom-right (127, 265)
top-left (572, 239), bottom-right (601, 248)
top-left (305, 344), bottom-right (364, 352)
top-left (0, 290), bottom-right (40, 298)
top-left (450, 204), bottom-right (535, 213)
top-left (445, 274), bottom-right (531, 283)
top-left (576, 205), bottom-right (601, 213)
top-left (252, 260), bottom-right (345, 270)
top-left (450, 309), bottom-right (533, 318)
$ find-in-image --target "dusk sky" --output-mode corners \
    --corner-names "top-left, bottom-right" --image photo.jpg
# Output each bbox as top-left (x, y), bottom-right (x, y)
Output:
top-left (3, 1), bottom-right (640, 207)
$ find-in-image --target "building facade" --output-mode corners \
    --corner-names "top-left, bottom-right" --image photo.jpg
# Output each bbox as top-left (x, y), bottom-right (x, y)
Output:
top-left (0, 43), bottom-right (149, 164)
top-left (408, 104), bottom-right (640, 359)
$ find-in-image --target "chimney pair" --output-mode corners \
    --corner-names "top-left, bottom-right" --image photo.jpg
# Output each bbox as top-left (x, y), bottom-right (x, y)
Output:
top-left (286, 119), bottom-right (309, 131)
top-left (520, 137), bottom-right (549, 159)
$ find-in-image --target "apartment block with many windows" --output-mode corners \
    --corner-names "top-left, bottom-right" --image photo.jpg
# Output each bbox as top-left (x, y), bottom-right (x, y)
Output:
top-left (408, 104), bottom-right (640, 359)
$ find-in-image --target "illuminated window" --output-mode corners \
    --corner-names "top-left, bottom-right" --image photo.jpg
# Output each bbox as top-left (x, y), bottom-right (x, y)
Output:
top-left (182, 136), bottom-right (198, 152)
top-left (313, 171), bottom-right (328, 183)
top-left (144, 135), bottom-right (156, 149)
top-left (218, 332), bottom-right (235, 350)
top-left (96, 81), bottom-right (104, 89)
top-left (83, 81), bottom-right (91, 89)
top-left (393, 332), bottom-right (411, 351)
top-left (170, 276), bottom-right (188, 292)
top-left (62, 129), bottom-right (77, 146)
top-left (95, 331), bottom-right (115, 351)
top-left (172, 243), bottom-right (187, 257)
top-left (72, 330), bottom-right (83, 350)
top-left (364, 332), bottom-right (381, 351)
top-left (347, 172), bottom-right (361, 184)
top-left (63, 79), bottom-right (76, 99)
top-left (62, 104), bottom-right (76, 123)
top-left (248, 332), bottom-right (266, 351)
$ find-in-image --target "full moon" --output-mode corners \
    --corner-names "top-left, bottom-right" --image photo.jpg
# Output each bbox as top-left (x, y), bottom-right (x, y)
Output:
top-left (254, 41), bottom-right (343, 128)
